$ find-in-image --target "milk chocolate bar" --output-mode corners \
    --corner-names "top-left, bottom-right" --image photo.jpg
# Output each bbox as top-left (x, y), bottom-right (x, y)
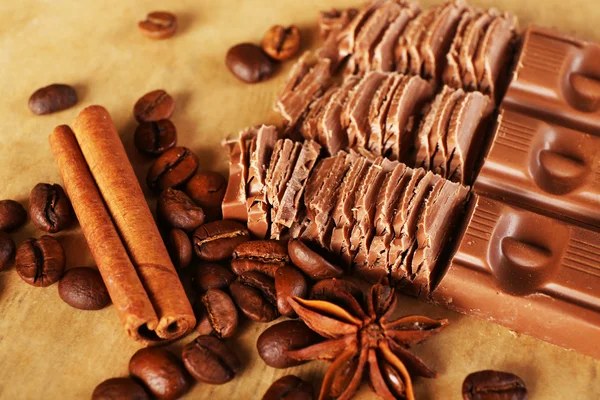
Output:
top-left (222, 127), bottom-right (257, 221)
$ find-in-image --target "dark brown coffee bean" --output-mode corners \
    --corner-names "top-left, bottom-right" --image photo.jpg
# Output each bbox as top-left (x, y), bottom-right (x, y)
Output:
top-left (129, 347), bottom-right (190, 400)
top-left (194, 301), bottom-right (215, 336)
top-left (257, 320), bottom-right (323, 369)
top-left (193, 220), bottom-right (250, 261)
top-left (28, 84), bottom-right (77, 115)
top-left (202, 288), bottom-right (238, 338)
top-left (231, 240), bottom-right (289, 278)
top-left (138, 11), bottom-right (177, 40)
top-left (147, 147), bottom-right (198, 192)
top-left (182, 335), bottom-right (241, 384)
top-left (58, 267), bottom-right (110, 310)
top-left (92, 377), bottom-right (150, 400)
top-left (166, 229), bottom-right (192, 269)
top-left (230, 271), bottom-right (278, 322)
top-left (194, 263), bottom-right (235, 293)
top-left (0, 232), bottom-right (15, 271)
top-left (263, 375), bottom-right (314, 400)
top-left (226, 43), bottom-right (274, 84)
top-left (16, 235), bottom-right (65, 287)
top-left (134, 120), bottom-right (177, 156)
top-left (184, 172), bottom-right (227, 221)
top-left (309, 278), bottom-right (364, 317)
top-left (261, 25), bottom-right (301, 61)
top-left (0, 200), bottom-right (27, 231)
top-left (463, 370), bottom-right (527, 400)
top-left (29, 183), bottom-right (73, 233)
top-left (134, 89), bottom-right (175, 123)
top-left (275, 265), bottom-right (307, 317)
top-left (157, 188), bottom-right (205, 232)
top-left (288, 239), bottom-right (343, 280)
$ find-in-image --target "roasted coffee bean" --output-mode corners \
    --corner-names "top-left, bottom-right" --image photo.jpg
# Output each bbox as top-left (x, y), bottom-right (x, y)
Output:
top-left (134, 120), bottom-right (177, 156)
top-left (147, 147), bottom-right (199, 192)
top-left (0, 200), bottom-right (27, 231)
top-left (134, 89), bottom-right (175, 123)
top-left (184, 171), bottom-right (227, 221)
top-left (309, 278), bottom-right (364, 317)
top-left (92, 377), bottom-right (150, 400)
top-left (275, 265), bottom-right (307, 317)
top-left (0, 232), bottom-right (15, 271)
top-left (129, 347), bottom-right (190, 400)
top-left (463, 370), bottom-right (528, 400)
top-left (193, 220), bottom-right (250, 261)
top-left (226, 43), bottom-right (274, 84)
top-left (202, 288), bottom-right (238, 338)
top-left (230, 271), bottom-right (278, 322)
top-left (138, 11), bottom-right (177, 40)
top-left (29, 183), bottom-right (73, 233)
top-left (231, 240), bottom-right (289, 277)
top-left (157, 188), bottom-right (205, 232)
top-left (263, 375), bottom-right (314, 400)
top-left (194, 263), bottom-right (235, 293)
top-left (288, 239), bottom-right (343, 280)
top-left (182, 335), bottom-right (241, 384)
top-left (28, 84), bottom-right (77, 115)
top-left (58, 267), bottom-right (110, 310)
top-left (15, 235), bottom-right (65, 287)
top-left (257, 320), bottom-right (323, 368)
top-left (194, 302), bottom-right (215, 336)
top-left (166, 229), bottom-right (192, 269)
top-left (261, 25), bottom-right (301, 61)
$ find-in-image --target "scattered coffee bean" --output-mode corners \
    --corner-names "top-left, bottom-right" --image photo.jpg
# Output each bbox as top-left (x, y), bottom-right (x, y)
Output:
top-left (193, 220), bottom-right (250, 261)
top-left (0, 200), bottom-right (27, 231)
top-left (263, 375), bottom-right (314, 400)
top-left (463, 370), bottom-right (527, 400)
top-left (129, 347), bottom-right (190, 400)
top-left (134, 89), bottom-right (175, 123)
top-left (58, 267), bottom-right (110, 310)
top-left (15, 235), bottom-right (65, 287)
top-left (92, 377), bottom-right (150, 400)
top-left (288, 239), bottom-right (343, 280)
top-left (184, 172), bottom-right (227, 221)
top-left (0, 232), bottom-right (15, 271)
top-left (231, 240), bottom-right (289, 278)
top-left (261, 25), bottom-right (301, 61)
top-left (134, 120), bottom-right (177, 156)
top-left (230, 271), bottom-right (278, 322)
top-left (157, 188), bottom-right (205, 232)
top-left (193, 263), bottom-right (236, 293)
top-left (138, 11), bottom-right (177, 40)
top-left (147, 147), bottom-right (199, 192)
top-left (309, 278), bottom-right (364, 317)
top-left (257, 320), bottom-right (323, 369)
top-left (29, 183), bottom-right (73, 233)
top-left (182, 335), bottom-right (241, 384)
top-left (28, 84), bottom-right (77, 115)
top-left (226, 43), bottom-right (274, 84)
top-left (166, 229), bottom-right (192, 269)
top-left (275, 265), bottom-right (307, 317)
top-left (202, 288), bottom-right (238, 338)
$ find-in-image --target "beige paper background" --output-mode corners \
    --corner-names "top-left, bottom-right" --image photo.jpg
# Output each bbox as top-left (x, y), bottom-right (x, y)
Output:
top-left (0, 0), bottom-right (599, 398)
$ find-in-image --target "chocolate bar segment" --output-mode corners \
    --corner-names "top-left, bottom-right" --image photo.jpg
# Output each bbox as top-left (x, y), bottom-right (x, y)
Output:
top-left (372, 3), bottom-right (419, 72)
top-left (222, 127), bottom-right (257, 221)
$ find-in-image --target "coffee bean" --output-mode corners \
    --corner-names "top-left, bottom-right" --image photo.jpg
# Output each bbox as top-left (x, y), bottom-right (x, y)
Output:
top-left (0, 232), bottom-right (15, 271)
top-left (230, 271), bottom-right (278, 322)
top-left (58, 267), bottom-right (110, 310)
top-left (92, 377), bottom-right (150, 400)
top-left (226, 43), bottom-right (274, 84)
top-left (463, 370), bottom-right (527, 400)
top-left (257, 320), bottom-right (323, 369)
top-left (16, 235), bottom-right (65, 287)
top-left (263, 375), bottom-right (314, 400)
top-left (309, 278), bottom-right (364, 317)
top-left (29, 183), bottom-right (73, 233)
top-left (193, 220), bottom-right (250, 261)
top-left (157, 188), bottom-right (205, 232)
top-left (288, 239), bottom-right (343, 280)
top-left (0, 200), bottom-right (27, 231)
top-left (231, 240), bottom-right (289, 278)
top-left (28, 84), bottom-right (77, 115)
top-left (202, 288), bottom-right (238, 338)
top-left (147, 147), bottom-right (199, 192)
top-left (275, 265), bottom-right (307, 317)
top-left (182, 335), bottom-right (241, 384)
top-left (138, 11), bottom-right (177, 40)
top-left (261, 25), bottom-right (301, 61)
top-left (134, 120), bottom-right (177, 156)
top-left (184, 172), bottom-right (227, 221)
top-left (194, 302), bottom-right (215, 336)
top-left (166, 229), bottom-right (192, 269)
top-left (134, 89), bottom-right (175, 123)
top-left (193, 263), bottom-right (235, 293)
top-left (129, 347), bottom-right (190, 400)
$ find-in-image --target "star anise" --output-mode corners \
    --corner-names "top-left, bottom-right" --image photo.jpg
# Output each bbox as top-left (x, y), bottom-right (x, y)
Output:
top-left (286, 280), bottom-right (448, 400)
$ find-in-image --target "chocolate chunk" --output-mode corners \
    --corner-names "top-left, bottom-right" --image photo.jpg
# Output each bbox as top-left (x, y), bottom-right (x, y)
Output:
top-left (459, 10), bottom-right (497, 91)
top-left (337, 1), bottom-right (384, 60)
top-left (222, 127), bottom-right (256, 221)
top-left (372, 3), bottom-right (419, 72)
top-left (368, 74), bottom-right (403, 155)
top-left (300, 86), bottom-right (338, 141)
top-left (395, 6), bottom-right (436, 75)
top-left (444, 10), bottom-right (474, 89)
top-left (319, 8), bottom-right (359, 39)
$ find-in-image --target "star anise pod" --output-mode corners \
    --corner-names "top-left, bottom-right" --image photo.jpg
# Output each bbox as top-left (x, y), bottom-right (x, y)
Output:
top-left (286, 280), bottom-right (448, 400)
